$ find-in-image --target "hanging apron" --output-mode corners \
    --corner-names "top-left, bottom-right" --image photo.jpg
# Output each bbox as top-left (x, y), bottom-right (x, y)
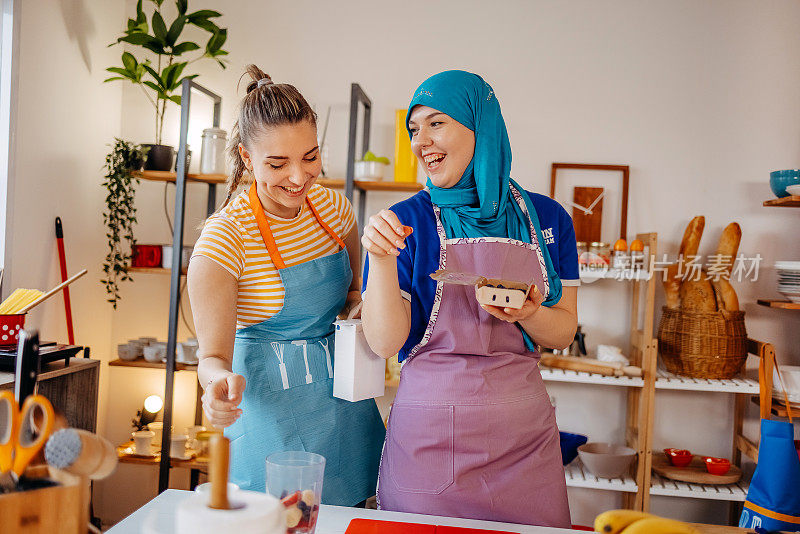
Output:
top-left (377, 186), bottom-right (571, 528)
top-left (225, 184), bottom-right (385, 506)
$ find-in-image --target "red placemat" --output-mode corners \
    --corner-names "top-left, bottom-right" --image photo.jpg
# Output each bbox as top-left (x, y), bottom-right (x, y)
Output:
top-left (345, 519), bottom-right (518, 534)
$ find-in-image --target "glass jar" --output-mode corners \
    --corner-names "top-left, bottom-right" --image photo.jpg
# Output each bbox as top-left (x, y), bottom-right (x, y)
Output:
top-left (576, 241), bottom-right (589, 266)
top-left (589, 242), bottom-right (611, 266)
top-left (199, 127), bottom-right (228, 175)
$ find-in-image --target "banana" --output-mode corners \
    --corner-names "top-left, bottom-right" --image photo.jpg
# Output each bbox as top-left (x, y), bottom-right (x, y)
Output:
top-left (619, 516), bottom-right (700, 534)
top-left (594, 509), bottom-right (653, 533)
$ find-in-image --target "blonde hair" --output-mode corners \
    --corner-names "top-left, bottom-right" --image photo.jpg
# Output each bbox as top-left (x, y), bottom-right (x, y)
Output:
top-left (221, 64), bottom-right (317, 209)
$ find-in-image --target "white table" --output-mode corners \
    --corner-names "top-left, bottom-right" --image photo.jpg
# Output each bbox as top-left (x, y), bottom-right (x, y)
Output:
top-left (106, 490), bottom-right (573, 533)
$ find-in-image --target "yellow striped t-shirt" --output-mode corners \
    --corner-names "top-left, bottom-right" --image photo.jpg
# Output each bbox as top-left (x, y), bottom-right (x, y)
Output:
top-left (191, 184), bottom-right (356, 328)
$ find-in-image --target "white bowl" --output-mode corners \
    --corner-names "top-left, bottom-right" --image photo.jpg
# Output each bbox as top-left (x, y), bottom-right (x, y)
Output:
top-left (117, 343), bottom-right (139, 361)
top-left (786, 184), bottom-right (800, 196)
top-left (775, 366), bottom-right (800, 395)
top-left (578, 442), bottom-right (636, 478)
top-left (354, 160), bottom-right (386, 181)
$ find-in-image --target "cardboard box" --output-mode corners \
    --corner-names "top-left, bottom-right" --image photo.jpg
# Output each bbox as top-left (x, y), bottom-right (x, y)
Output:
top-left (333, 319), bottom-right (386, 402)
top-left (430, 269), bottom-right (534, 309)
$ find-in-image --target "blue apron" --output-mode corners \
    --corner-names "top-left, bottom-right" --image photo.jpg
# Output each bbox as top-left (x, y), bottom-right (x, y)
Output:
top-left (225, 184), bottom-right (385, 506)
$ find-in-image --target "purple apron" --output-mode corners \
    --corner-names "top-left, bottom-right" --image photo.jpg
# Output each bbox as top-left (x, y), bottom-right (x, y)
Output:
top-left (377, 188), bottom-right (571, 528)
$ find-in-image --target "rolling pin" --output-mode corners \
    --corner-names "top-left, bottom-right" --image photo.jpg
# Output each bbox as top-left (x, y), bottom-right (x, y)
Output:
top-left (540, 355), bottom-right (643, 377)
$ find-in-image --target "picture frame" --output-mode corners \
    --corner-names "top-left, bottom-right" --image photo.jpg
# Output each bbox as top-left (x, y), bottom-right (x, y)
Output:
top-left (549, 163), bottom-right (630, 243)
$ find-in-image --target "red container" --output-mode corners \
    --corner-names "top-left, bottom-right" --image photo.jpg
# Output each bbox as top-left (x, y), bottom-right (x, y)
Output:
top-left (704, 457), bottom-right (731, 476)
top-left (0, 314), bottom-right (25, 347)
top-left (132, 244), bottom-right (163, 268)
top-left (664, 448), bottom-right (693, 467)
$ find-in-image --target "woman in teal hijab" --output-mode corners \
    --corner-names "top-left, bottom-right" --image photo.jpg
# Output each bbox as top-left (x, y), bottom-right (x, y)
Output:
top-left (360, 70), bottom-right (579, 527)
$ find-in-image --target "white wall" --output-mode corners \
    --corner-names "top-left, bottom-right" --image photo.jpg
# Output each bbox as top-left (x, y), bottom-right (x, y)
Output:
top-left (98, 0), bottom-right (800, 526)
top-left (6, 0), bottom-right (125, 522)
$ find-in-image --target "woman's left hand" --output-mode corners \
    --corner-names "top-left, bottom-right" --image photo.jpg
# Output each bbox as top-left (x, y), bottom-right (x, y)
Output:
top-left (338, 290), bottom-right (363, 319)
top-left (480, 285), bottom-right (544, 323)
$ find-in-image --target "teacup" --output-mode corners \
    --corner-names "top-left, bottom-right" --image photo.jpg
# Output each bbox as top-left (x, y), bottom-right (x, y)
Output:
top-left (143, 343), bottom-right (167, 363)
top-left (177, 341), bottom-right (199, 364)
top-left (170, 434), bottom-right (188, 459)
top-left (132, 430), bottom-right (155, 455)
top-left (138, 336), bottom-right (158, 346)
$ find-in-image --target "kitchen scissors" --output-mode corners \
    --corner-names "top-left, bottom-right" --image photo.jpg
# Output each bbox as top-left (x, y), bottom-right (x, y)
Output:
top-left (0, 390), bottom-right (55, 478)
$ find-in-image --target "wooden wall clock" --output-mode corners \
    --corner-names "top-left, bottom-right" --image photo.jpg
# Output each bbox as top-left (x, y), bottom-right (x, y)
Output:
top-left (571, 186), bottom-right (604, 243)
top-left (549, 163), bottom-right (630, 243)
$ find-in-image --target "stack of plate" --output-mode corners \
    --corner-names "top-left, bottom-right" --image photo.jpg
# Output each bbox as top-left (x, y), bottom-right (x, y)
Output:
top-left (776, 261), bottom-right (800, 303)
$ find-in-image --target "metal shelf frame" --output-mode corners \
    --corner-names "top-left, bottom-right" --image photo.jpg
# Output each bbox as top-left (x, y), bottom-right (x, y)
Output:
top-left (158, 78), bottom-right (222, 493)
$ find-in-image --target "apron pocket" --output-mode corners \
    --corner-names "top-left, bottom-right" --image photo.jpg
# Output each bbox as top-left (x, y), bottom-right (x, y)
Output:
top-left (387, 403), bottom-right (454, 494)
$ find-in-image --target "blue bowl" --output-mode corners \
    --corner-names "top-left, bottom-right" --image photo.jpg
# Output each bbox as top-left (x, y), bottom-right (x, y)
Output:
top-left (559, 431), bottom-right (588, 465)
top-left (770, 170), bottom-right (800, 198)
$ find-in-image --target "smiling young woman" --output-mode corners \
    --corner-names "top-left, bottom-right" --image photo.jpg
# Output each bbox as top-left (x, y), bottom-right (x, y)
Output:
top-left (360, 71), bottom-right (580, 527)
top-left (187, 64), bottom-right (385, 506)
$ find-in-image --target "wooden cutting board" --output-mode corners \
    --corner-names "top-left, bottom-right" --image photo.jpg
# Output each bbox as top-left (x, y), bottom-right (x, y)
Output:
top-left (651, 453), bottom-right (741, 484)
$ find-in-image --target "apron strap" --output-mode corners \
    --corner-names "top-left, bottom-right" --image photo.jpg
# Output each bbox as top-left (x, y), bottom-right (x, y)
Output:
top-left (248, 182), bottom-right (347, 269)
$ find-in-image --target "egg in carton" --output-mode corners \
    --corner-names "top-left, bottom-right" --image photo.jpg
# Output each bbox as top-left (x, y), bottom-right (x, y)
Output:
top-left (429, 269), bottom-right (535, 309)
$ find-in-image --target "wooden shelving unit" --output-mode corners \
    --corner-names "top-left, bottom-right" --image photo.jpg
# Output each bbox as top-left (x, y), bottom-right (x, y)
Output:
top-left (757, 299), bottom-right (800, 310)
top-left (541, 232), bottom-right (659, 510)
top-left (762, 195), bottom-right (800, 207)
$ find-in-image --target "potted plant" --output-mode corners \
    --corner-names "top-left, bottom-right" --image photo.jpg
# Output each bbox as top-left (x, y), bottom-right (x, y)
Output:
top-left (104, 0), bottom-right (228, 171)
top-left (102, 139), bottom-right (146, 308)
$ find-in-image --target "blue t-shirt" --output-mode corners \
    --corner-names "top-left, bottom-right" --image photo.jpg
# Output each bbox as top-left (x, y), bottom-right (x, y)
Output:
top-left (362, 189), bottom-right (579, 362)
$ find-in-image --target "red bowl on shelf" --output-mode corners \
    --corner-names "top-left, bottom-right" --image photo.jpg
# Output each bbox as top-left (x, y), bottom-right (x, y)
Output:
top-left (663, 448), bottom-right (693, 467)
top-left (704, 457), bottom-right (731, 476)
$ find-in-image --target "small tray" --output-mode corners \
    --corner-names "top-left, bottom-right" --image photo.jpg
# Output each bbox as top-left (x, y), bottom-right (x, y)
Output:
top-left (0, 343), bottom-right (83, 371)
top-left (652, 453), bottom-right (741, 484)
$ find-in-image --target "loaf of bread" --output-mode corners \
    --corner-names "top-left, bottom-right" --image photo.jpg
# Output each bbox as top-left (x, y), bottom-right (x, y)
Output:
top-left (679, 274), bottom-right (717, 313)
top-left (679, 216), bottom-right (705, 259)
top-left (711, 222), bottom-right (741, 277)
top-left (711, 278), bottom-right (739, 311)
top-left (663, 264), bottom-right (682, 309)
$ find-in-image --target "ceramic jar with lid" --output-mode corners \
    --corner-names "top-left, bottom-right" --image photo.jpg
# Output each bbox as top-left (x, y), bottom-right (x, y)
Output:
top-left (200, 127), bottom-right (227, 175)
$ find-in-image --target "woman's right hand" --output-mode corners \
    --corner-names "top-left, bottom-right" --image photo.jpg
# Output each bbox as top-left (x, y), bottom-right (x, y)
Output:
top-left (361, 209), bottom-right (412, 258)
top-left (202, 372), bottom-right (246, 429)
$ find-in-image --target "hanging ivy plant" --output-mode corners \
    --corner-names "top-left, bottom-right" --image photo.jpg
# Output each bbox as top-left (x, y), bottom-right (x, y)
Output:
top-left (102, 139), bottom-right (146, 308)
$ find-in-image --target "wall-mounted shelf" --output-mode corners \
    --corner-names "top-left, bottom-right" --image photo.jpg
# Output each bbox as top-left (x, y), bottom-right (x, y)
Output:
top-left (318, 178), bottom-right (423, 193)
top-left (134, 170), bottom-right (227, 185)
top-left (130, 267), bottom-right (186, 276)
top-left (117, 441), bottom-right (208, 470)
top-left (757, 299), bottom-right (800, 310)
top-left (763, 195), bottom-right (800, 207)
top-left (109, 359), bottom-right (197, 372)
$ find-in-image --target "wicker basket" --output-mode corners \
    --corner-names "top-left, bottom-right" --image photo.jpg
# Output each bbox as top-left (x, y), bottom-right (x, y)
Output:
top-left (657, 307), bottom-right (748, 379)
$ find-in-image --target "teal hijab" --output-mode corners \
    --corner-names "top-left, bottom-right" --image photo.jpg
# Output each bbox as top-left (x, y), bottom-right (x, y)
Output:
top-left (407, 70), bottom-right (562, 306)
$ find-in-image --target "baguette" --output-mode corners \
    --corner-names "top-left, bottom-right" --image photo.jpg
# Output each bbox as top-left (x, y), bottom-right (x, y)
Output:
top-left (711, 277), bottom-right (739, 311)
top-left (679, 216), bottom-right (705, 259)
top-left (663, 264), bottom-right (682, 309)
top-left (679, 272), bottom-right (717, 312)
top-left (711, 222), bottom-right (741, 277)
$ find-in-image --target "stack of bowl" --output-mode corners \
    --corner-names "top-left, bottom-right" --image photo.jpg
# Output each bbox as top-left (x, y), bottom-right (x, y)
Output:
top-left (776, 261), bottom-right (800, 303)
